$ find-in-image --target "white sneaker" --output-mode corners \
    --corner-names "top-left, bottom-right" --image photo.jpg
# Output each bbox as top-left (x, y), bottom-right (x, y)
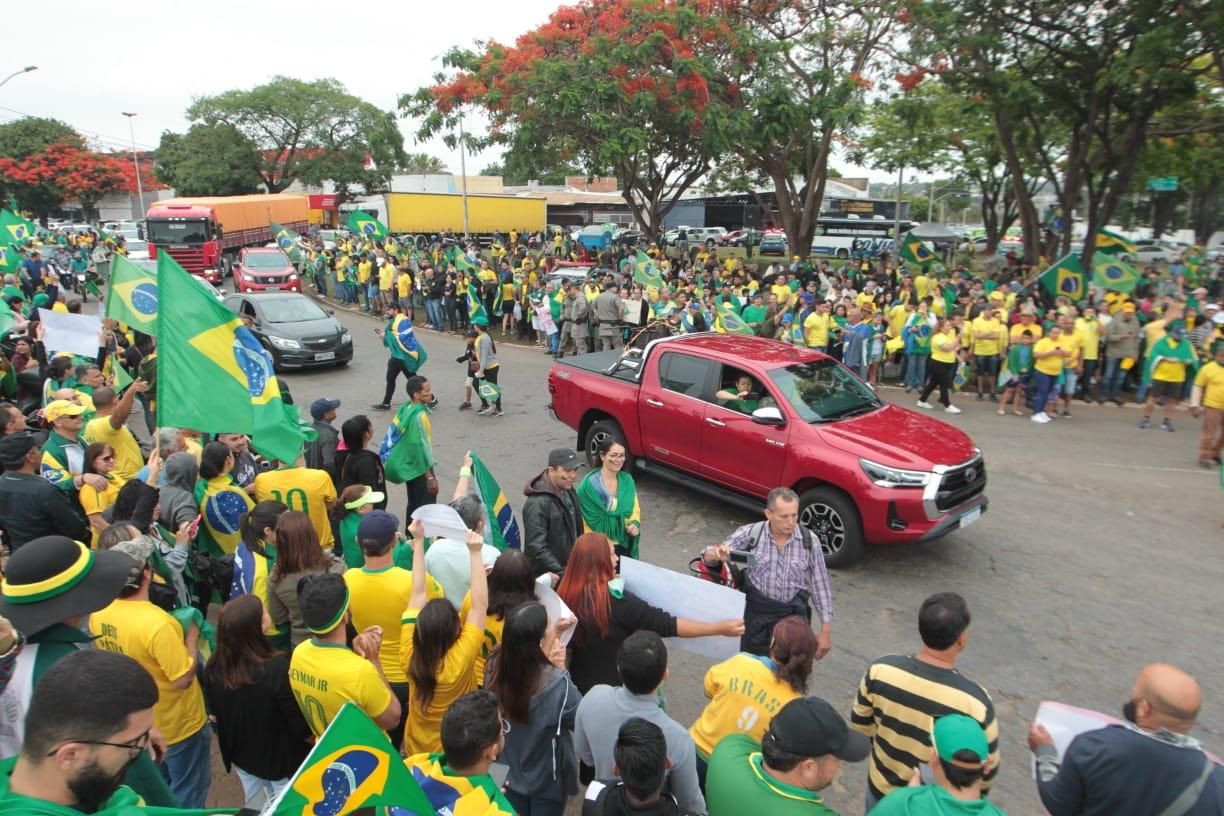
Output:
top-left (916, 401), bottom-right (933, 409)
top-left (1031, 412), bottom-right (1050, 424)
top-left (945, 405), bottom-right (962, 414)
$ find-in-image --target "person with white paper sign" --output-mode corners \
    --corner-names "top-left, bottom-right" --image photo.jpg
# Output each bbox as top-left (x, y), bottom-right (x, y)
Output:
top-left (1028, 663), bottom-right (1224, 815)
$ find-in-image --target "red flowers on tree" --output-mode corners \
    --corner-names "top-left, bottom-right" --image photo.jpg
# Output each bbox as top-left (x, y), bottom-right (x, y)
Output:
top-left (0, 143), bottom-right (131, 217)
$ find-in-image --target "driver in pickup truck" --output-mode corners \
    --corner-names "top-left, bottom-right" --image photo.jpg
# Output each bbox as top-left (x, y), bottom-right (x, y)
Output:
top-left (715, 375), bottom-right (760, 414)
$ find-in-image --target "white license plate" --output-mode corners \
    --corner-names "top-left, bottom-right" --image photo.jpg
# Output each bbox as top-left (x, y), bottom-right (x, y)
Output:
top-left (314, 351), bottom-right (335, 361)
top-left (266, 285), bottom-right (280, 291)
top-left (959, 507), bottom-right (982, 529)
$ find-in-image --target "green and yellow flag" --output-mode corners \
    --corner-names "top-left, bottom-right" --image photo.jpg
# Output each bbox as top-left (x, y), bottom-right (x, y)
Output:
top-left (156, 253), bottom-right (312, 463)
top-left (899, 233), bottom-right (937, 267)
top-left (714, 302), bottom-right (754, 335)
top-left (267, 703), bottom-right (435, 816)
top-left (346, 210), bottom-right (389, 242)
top-left (1094, 228), bottom-right (1136, 256)
top-left (467, 281), bottom-right (489, 325)
top-left (1092, 255), bottom-right (1141, 294)
top-left (0, 244), bottom-right (21, 275)
top-left (446, 244), bottom-right (476, 273)
top-left (634, 250), bottom-right (665, 290)
top-left (270, 219), bottom-right (304, 263)
top-left (0, 209), bottom-right (36, 243)
top-left (1039, 253), bottom-right (1088, 301)
top-left (106, 254), bottom-right (159, 335)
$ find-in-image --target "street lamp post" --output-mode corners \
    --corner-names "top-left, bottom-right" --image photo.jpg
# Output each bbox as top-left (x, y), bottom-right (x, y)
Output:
top-left (121, 112), bottom-right (143, 220)
top-left (0, 65), bottom-right (37, 92)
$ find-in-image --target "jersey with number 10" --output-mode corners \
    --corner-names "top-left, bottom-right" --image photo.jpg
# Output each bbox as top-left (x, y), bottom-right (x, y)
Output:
top-left (254, 467), bottom-right (337, 549)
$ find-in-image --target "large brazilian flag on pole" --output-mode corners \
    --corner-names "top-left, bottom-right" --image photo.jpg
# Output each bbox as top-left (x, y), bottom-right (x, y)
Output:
top-left (156, 253), bottom-right (313, 463)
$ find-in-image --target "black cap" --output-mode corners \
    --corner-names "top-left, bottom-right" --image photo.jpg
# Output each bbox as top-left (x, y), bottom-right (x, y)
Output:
top-left (547, 448), bottom-right (584, 470)
top-left (0, 430), bottom-right (38, 468)
top-left (310, 397), bottom-right (341, 420)
top-left (764, 697), bottom-right (870, 762)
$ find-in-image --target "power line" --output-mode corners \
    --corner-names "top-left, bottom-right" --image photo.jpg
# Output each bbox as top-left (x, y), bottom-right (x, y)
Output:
top-left (0, 106), bottom-right (159, 151)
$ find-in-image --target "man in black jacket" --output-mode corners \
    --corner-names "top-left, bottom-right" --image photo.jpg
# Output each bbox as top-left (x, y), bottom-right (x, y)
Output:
top-left (0, 431), bottom-right (91, 550)
top-left (1029, 662), bottom-right (1224, 815)
top-left (305, 397), bottom-right (342, 488)
top-left (523, 448), bottom-right (584, 578)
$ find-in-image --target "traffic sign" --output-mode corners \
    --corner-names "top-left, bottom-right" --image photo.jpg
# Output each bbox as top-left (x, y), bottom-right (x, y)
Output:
top-left (1146, 176), bottom-right (1178, 192)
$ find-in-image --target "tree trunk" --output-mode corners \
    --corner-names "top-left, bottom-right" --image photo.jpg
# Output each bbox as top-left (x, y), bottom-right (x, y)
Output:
top-left (994, 107), bottom-right (1042, 262)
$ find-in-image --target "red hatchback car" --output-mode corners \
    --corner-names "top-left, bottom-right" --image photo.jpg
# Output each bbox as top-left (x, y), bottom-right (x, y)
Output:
top-left (232, 247), bottom-right (300, 293)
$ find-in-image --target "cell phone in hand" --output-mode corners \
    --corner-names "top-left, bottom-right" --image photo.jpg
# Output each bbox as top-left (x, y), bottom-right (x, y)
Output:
top-left (489, 762), bottom-right (510, 787)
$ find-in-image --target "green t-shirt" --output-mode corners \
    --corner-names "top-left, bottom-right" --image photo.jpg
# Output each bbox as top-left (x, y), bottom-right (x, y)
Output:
top-left (871, 785), bottom-right (1007, 816)
top-left (742, 304), bottom-right (766, 325)
top-left (706, 734), bottom-right (838, 816)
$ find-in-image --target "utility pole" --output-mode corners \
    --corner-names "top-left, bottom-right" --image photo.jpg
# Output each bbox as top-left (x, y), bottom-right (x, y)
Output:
top-left (458, 112), bottom-right (470, 241)
top-left (121, 112), bottom-right (143, 221)
top-left (892, 165), bottom-right (903, 246)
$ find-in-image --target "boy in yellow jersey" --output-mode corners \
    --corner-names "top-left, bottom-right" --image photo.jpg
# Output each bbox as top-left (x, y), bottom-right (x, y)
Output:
top-left (344, 510), bottom-right (443, 748)
top-left (254, 463), bottom-right (337, 550)
top-left (89, 536), bottom-right (211, 807)
top-left (1055, 315), bottom-right (1083, 418)
top-left (289, 572), bottom-right (401, 738)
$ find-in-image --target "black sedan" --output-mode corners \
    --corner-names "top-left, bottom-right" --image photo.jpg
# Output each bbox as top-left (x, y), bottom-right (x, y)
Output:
top-left (224, 292), bottom-right (353, 372)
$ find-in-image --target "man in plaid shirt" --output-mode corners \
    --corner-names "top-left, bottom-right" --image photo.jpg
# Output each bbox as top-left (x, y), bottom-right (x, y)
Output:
top-left (701, 487), bottom-right (833, 658)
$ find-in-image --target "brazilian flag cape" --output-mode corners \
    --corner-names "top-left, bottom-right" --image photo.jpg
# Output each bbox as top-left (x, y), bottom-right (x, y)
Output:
top-left (379, 401), bottom-right (433, 484)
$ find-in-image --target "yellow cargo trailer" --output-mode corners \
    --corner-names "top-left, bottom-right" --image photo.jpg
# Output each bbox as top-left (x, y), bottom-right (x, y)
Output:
top-left (385, 192), bottom-right (546, 235)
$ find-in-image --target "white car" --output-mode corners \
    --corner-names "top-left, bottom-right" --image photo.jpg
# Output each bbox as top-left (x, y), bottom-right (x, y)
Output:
top-left (1121, 240), bottom-right (1176, 265)
top-left (664, 226), bottom-right (726, 246)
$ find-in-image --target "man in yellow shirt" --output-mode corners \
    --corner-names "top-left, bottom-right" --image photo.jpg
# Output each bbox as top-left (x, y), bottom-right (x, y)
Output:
top-left (255, 463), bottom-right (337, 550)
top-left (1055, 315), bottom-right (1083, 418)
top-left (770, 277), bottom-right (791, 309)
top-left (1030, 325), bottom-right (1069, 424)
top-left (89, 536), bottom-right (211, 807)
top-left (290, 573), bottom-right (401, 738)
top-left (396, 266), bottom-right (413, 313)
top-left (803, 302), bottom-right (832, 351)
top-left (1074, 305), bottom-right (1101, 399)
top-left (969, 307), bottom-right (1004, 402)
top-left (377, 259), bottom-right (395, 316)
top-left (357, 256), bottom-right (374, 311)
top-left (1010, 308), bottom-right (1043, 344)
top-left (82, 382), bottom-right (148, 483)
top-left (1190, 340), bottom-right (1224, 467)
top-left (1139, 322), bottom-right (1196, 432)
top-left (344, 510), bottom-right (443, 748)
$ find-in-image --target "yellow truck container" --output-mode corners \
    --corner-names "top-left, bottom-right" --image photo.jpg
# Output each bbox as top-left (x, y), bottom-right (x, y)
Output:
top-left (385, 192), bottom-right (545, 235)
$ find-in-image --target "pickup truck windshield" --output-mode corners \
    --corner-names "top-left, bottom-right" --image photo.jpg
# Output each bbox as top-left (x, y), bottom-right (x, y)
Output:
top-left (768, 359), bottom-right (882, 422)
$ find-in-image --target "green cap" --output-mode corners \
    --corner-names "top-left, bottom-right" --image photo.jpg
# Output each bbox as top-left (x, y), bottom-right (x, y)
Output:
top-left (932, 714), bottom-right (988, 765)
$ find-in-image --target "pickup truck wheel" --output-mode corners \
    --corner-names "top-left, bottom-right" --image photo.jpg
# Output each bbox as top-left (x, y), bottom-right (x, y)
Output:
top-left (798, 487), bottom-right (864, 568)
top-left (583, 419), bottom-right (632, 474)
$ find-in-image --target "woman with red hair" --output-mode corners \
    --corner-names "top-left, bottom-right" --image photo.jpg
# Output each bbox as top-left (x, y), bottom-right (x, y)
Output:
top-left (557, 533), bottom-right (743, 693)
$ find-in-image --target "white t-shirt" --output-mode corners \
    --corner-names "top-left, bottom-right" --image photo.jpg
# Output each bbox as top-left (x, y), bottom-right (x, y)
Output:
top-left (424, 537), bottom-right (502, 608)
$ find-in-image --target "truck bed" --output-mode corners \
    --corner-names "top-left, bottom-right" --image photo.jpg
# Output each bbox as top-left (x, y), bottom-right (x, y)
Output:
top-left (555, 350), bottom-right (640, 383)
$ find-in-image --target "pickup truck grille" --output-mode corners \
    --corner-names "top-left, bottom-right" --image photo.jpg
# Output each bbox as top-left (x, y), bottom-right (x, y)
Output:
top-left (935, 456), bottom-right (987, 512)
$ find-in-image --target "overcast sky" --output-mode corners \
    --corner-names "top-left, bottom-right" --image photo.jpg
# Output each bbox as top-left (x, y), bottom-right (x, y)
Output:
top-left (4, 1), bottom-right (895, 185)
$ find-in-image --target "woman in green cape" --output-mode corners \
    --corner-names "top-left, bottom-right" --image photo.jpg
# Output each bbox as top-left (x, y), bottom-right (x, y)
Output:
top-left (576, 437), bottom-right (641, 559)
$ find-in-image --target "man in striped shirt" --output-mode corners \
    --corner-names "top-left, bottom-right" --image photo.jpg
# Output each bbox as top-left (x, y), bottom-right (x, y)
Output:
top-left (851, 592), bottom-right (998, 812)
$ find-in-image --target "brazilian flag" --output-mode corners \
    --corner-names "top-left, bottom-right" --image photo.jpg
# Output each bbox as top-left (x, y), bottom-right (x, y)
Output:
top-left (1093, 255), bottom-right (1140, 294)
top-left (270, 219), bottom-right (304, 263)
top-left (0, 243), bottom-right (21, 275)
top-left (346, 210), bottom-right (388, 241)
top-left (899, 233), bottom-right (937, 267)
top-left (467, 281), bottom-right (489, 324)
top-left (1094, 228), bottom-right (1136, 256)
top-left (470, 452), bottom-right (520, 550)
top-left (446, 244), bottom-right (476, 273)
top-left (634, 250), bottom-right (665, 290)
top-left (156, 253), bottom-right (313, 464)
top-left (384, 313), bottom-right (428, 373)
top-left (1039, 253), bottom-right (1088, 301)
top-left (106, 254), bottom-right (159, 335)
top-left (714, 303), bottom-right (754, 335)
top-left (267, 703), bottom-right (435, 815)
top-left (0, 209), bottom-right (36, 243)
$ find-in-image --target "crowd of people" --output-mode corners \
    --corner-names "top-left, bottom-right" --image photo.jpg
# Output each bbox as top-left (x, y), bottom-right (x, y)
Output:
top-left (0, 220), bottom-right (1220, 815)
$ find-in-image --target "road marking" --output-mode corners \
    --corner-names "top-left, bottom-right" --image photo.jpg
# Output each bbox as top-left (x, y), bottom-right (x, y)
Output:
top-left (1097, 463), bottom-right (1212, 474)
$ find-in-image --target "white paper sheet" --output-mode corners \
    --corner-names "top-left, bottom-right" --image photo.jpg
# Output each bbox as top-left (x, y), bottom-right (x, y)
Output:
top-left (411, 503), bottom-right (470, 543)
top-left (38, 309), bottom-right (101, 357)
top-left (618, 556), bottom-right (745, 661)
top-left (535, 575), bottom-right (577, 645)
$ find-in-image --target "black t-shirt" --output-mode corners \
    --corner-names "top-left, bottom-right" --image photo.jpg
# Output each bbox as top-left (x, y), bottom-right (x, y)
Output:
top-left (568, 592), bottom-right (677, 694)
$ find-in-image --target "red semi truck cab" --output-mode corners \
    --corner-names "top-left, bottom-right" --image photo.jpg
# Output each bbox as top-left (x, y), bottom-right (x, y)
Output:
top-left (546, 334), bottom-right (988, 567)
top-left (145, 195), bottom-right (310, 284)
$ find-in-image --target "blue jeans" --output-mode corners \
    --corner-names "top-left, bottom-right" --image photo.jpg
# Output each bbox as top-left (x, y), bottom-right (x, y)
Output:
top-left (905, 353), bottom-right (928, 390)
top-left (1102, 356), bottom-right (1128, 400)
top-left (548, 330), bottom-right (560, 354)
top-left (1031, 371), bottom-right (1058, 414)
top-left (505, 790), bottom-right (566, 816)
top-left (162, 724), bottom-right (211, 809)
top-left (426, 298), bottom-right (445, 329)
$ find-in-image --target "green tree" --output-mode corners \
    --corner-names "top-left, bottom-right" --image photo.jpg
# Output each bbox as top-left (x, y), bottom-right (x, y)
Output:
top-left (403, 0), bottom-right (741, 234)
top-left (187, 77), bottom-right (406, 195)
top-left (154, 123), bottom-right (263, 197)
top-left (399, 152), bottom-right (449, 174)
top-left (0, 117), bottom-right (87, 216)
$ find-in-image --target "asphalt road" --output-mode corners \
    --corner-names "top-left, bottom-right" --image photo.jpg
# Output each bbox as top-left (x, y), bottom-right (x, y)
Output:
top-left (194, 298), bottom-right (1221, 812)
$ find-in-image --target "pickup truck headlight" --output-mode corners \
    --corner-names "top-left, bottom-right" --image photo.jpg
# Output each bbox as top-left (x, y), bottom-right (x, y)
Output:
top-left (860, 458), bottom-right (932, 488)
top-left (267, 335), bottom-right (301, 350)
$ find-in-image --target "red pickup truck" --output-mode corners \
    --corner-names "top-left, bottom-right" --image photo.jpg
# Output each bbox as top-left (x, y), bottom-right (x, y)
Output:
top-left (546, 334), bottom-right (987, 567)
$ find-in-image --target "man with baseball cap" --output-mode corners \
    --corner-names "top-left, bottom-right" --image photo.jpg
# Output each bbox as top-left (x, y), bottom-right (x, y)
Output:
top-left (523, 448), bottom-right (585, 578)
top-left (872, 714), bottom-right (1005, 815)
top-left (706, 696), bottom-right (868, 816)
top-left (38, 400), bottom-right (93, 492)
top-left (0, 432), bottom-right (91, 550)
top-left (305, 397), bottom-right (342, 487)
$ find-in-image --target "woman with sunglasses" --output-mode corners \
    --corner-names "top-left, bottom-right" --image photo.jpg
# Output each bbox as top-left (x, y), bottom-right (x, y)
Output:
top-left (80, 442), bottom-right (120, 548)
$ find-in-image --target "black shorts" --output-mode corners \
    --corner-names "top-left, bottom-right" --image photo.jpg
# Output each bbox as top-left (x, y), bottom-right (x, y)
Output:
top-left (501, 301), bottom-right (516, 316)
top-left (974, 355), bottom-right (1000, 376)
top-left (1150, 379), bottom-right (1182, 399)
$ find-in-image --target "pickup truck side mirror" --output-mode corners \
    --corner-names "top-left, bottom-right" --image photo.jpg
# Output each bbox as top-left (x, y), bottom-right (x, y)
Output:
top-left (751, 406), bottom-right (785, 426)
